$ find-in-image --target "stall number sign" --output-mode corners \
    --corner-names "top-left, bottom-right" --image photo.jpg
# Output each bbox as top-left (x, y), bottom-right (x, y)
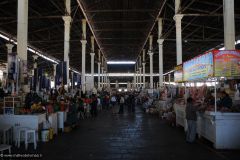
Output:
top-left (214, 50), bottom-right (240, 77)
top-left (183, 52), bottom-right (214, 81)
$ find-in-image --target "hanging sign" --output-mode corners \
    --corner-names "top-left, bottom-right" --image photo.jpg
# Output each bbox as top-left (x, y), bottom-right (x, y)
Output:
top-left (214, 50), bottom-right (240, 77)
top-left (174, 65), bottom-right (183, 82)
top-left (183, 52), bottom-right (214, 81)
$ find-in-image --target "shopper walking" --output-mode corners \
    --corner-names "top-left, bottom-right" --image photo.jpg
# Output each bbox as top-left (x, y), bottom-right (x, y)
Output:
top-left (185, 97), bottom-right (198, 143)
top-left (91, 95), bottom-right (98, 118)
top-left (110, 94), bottom-right (117, 114)
top-left (118, 95), bottom-right (125, 114)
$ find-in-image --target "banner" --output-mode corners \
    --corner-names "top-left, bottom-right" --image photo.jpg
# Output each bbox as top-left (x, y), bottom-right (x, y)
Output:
top-left (214, 50), bottom-right (240, 77)
top-left (55, 61), bottom-right (67, 86)
top-left (174, 65), bottom-right (183, 82)
top-left (183, 52), bottom-right (214, 81)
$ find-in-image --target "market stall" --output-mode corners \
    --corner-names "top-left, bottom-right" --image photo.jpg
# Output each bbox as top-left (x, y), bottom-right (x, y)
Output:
top-left (174, 50), bottom-right (240, 149)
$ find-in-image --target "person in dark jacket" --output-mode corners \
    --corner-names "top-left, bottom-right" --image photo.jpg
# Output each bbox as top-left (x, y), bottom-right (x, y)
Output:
top-left (185, 97), bottom-right (198, 143)
top-left (218, 91), bottom-right (232, 110)
top-left (91, 95), bottom-right (98, 117)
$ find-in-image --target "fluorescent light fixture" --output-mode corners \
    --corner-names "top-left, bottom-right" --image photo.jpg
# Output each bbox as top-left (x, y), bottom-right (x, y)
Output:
top-left (163, 70), bottom-right (174, 75)
top-left (0, 34), bottom-right (9, 41)
top-left (107, 61), bottom-right (136, 64)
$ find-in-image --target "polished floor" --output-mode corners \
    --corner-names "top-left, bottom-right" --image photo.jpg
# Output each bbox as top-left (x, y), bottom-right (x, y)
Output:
top-left (12, 106), bottom-right (240, 160)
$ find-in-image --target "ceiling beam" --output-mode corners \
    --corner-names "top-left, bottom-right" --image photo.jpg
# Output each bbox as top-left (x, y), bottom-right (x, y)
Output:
top-left (91, 20), bottom-right (152, 24)
top-left (85, 9), bottom-right (156, 13)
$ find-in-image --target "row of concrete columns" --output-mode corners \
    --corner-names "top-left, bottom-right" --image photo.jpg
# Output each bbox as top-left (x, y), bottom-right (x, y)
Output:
top-left (8, 0), bottom-right (236, 93)
top-left (133, 0), bottom-right (235, 90)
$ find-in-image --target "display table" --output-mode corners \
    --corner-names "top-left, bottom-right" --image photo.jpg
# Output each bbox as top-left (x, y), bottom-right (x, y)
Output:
top-left (174, 103), bottom-right (187, 131)
top-left (0, 113), bottom-right (46, 142)
top-left (197, 111), bottom-right (240, 149)
top-left (48, 113), bottom-right (58, 135)
top-left (57, 111), bottom-right (67, 131)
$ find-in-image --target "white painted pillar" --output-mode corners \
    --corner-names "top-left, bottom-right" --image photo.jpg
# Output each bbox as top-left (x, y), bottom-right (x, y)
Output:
top-left (101, 67), bottom-right (104, 88)
top-left (223, 0), bottom-right (235, 50)
top-left (53, 64), bottom-right (57, 88)
top-left (174, 14), bottom-right (183, 65)
top-left (168, 74), bottom-right (171, 85)
top-left (63, 16), bottom-right (72, 88)
top-left (81, 19), bottom-right (87, 94)
top-left (142, 62), bottom-right (146, 89)
top-left (139, 67), bottom-right (142, 88)
top-left (115, 80), bottom-right (118, 89)
top-left (157, 18), bottom-right (164, 87)
top-left (163, 76), bottom-right (166, 85)
top-left (6, 43), bottom-right (14, 77)
top-left (104, 70), bottom-right (107, 88)
top-left (32, 55), bottom-right (38, 91)
top-left (174, 0), bottom-right (183, 65)
top-left (137, 70), bottom-right (139, 89)
top-left (90, 52), bottom-right (95, 89)
top-left (148, 35), bottom-right (154, 89)
top-left (81, 39), bottom-right (87, 93)
top-left (148, 51), bottom-right (154, 89)
top-left (17, 0), bottom-right (28, 93)
top-left (97, 62), bottom-right (101, 90)
top-left (158, 39), bottom-right (164, 86)
top-left (133, 65), bottom-right (136, 89)
top-left (6, 44), bottom-right (14, 94)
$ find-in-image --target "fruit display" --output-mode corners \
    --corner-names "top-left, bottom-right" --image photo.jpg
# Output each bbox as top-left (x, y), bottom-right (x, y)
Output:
top-left (19, 108), bottom-right (31, 114)
top-left (31, 103), bottom-right (44, 113)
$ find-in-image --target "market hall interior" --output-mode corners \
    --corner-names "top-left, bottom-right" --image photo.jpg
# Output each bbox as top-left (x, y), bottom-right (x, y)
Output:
top-left (0, 0), bottom-right (240, 160)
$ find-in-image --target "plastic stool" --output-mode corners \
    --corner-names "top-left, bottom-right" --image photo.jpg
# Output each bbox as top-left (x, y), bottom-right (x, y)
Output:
top-left (0, 144), bottom-right (11, 154)
top-left (25, 130), bottom-right (37, 150)
top-left (16, 128), bottom-right (37, 150)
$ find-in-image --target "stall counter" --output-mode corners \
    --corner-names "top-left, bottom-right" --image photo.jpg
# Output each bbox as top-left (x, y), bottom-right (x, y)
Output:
top-left (197, 111), bottom-right (240, 149)
top-left (174, 103), bottom-right (187, 131)
top-left (0, 113), bottom-right (46, 141)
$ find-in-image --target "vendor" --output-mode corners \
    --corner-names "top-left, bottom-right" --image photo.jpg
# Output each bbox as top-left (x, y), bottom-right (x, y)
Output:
top-left (218, 91), bottom-right (232, 109)
top-left (204, 92), bottom-right (215, 106)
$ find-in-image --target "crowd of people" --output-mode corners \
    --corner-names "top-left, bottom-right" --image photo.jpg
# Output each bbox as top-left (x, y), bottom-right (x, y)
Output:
top-left (47, 87), bottom-right (139, 122)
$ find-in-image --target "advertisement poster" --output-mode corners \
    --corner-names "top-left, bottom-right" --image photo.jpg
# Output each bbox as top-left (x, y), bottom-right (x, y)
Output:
top-left (214, 50), bottom-right (240, 77)
top-left (174, 65), bottom-right (183, 82)
top-left (183, 52), bottom-right (214, 81)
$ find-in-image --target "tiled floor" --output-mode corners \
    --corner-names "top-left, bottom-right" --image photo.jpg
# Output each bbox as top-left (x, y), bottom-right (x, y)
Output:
top-left (12, 106), bottom-right (240, 160)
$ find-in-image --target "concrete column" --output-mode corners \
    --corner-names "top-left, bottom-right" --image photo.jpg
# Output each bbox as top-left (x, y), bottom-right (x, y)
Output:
top-left (142, 62), bottom-right (146, 89)
top-left (6, 44), bottom-right (14, 77)
top-left (137, 70), bottom-right (139, 89)
top-left (148, 35), bottom-right (154, 89)
top-left (97, 62), bottom-right (101, 89)
top-left (157, 18), bottom-right (164, 87)
top-left (90, 52), bottom-right (95, 90)
top-left (174, 0), bottom-right (183, 65)
top-left (101, 67), bottom-right (104, 88)
top-left (174, 14), bottom-right (183, 65)
top-left (104, 71), bottom-right (107, 88)
top-left (223, 0), bottom-right (235, 50)
top-left (168, 74), bottom-right (171, 85)
top-left (53, 64), bottom-right (57, 88)
top-left (17, 0), bottom-right (28, 92)
top-left (81, 40), bottom-right (87, 93)
top-left (133, 71), bottom-right (136, 89)
top-left (163, 76), bottom-right (166, 85)
top-left (115, 80), bottom-right (118, 89)
top-left (158, 39), bottom-right (164, 86)
top-left (148, 51), bottom-right (154, 89)
top-left (63, 16), bottom-right (72, 88)
top-left (139, 67), bottom-right (142, 88)
top-left (97, 50), bottom-right (101, 90)
top-left (6, 44), bottom-right (14, 94)
top-left (32, 55), bottom-right (38, 91)
top-left (81, 19), bottom-right (87, 94)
